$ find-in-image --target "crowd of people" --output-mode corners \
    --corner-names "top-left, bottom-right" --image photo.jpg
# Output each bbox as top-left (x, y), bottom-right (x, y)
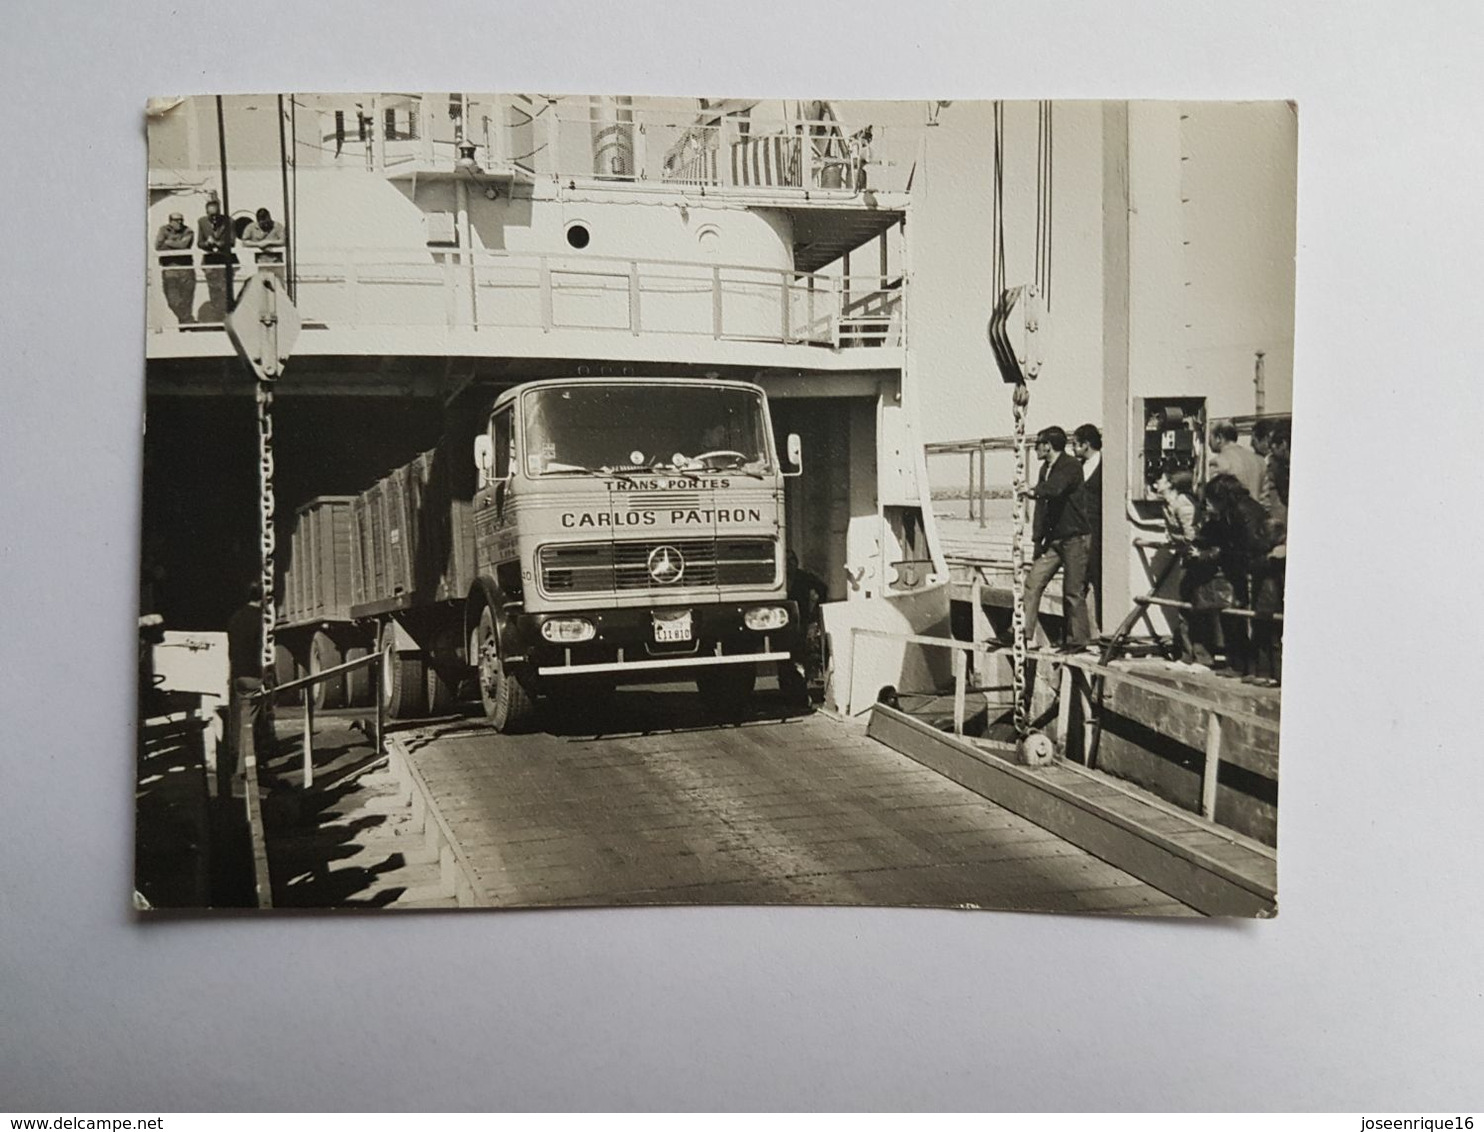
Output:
top-left (1159, 418), bottom-right (1289, 686)
top-left (1018, 416), bottom-right (1289, 687)
top-left (153, 191), bottom-right (288, 324)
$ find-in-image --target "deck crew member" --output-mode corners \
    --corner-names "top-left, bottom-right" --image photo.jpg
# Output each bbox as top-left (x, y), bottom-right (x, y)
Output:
top-left (242, 207), bottom-right (288, 250)
top-left (1072, 423), bottom-right (1103, 628)
top-left (787, 550), bottom-right (830, 689)
top-left (197, 195), bottom-right (234, 320)
top-left (154, 211), bottom-right (196, 324)
top-left (242, 207), bottom-right (288, 283)
top-left (1018, 426), bottom-right (1092, 652)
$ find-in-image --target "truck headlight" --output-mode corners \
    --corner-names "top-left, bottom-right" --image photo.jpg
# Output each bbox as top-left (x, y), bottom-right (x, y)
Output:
top-left (541, 618), bottom-right (596, 643)
top-left (743, 606), bottom-right (790, 632)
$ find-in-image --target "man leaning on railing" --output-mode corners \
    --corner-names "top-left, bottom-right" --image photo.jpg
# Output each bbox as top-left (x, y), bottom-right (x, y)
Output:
top-left (241, 207), bottom-right (288, 286)
top-left (197, 194), bottom-right (234, 321)
top-left (154, 211), bottom-right (196, 324)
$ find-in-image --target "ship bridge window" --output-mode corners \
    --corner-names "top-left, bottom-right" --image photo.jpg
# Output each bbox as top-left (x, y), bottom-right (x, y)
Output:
top-left (565, 222), bottom-right (591, 249)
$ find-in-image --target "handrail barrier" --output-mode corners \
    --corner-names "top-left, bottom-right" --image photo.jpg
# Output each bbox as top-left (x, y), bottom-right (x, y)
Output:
top-left (236, 649), bottom-right (382, 909)
top-left (925, 434), bottom-right (1027, 529)
top-left (846, 626), bottom-right (1275, 824)
top-left (528, 112), bottom-right (896, 192)
top-left (259, 649), bottom-right (385, 791)
top-left (149, 245), bottom-right (904, 350)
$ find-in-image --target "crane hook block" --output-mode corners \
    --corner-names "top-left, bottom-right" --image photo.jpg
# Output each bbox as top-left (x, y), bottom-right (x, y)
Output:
top-left (987, 284), bottom-right (1045, 385)
top-left (1017, 730), bottom-right (1056, 767)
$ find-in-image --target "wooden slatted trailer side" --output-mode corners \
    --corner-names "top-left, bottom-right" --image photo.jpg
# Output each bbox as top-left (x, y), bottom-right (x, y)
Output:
top-left (275, 496), bottom-right (376, 709)
top-left (348, 442), bottom-right (478, 719)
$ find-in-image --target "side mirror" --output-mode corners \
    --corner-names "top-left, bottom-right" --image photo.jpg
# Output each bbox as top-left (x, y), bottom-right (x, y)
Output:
top-left (784, 432), bottom-right (803, 477)
top-left (473, 435), bottom-right (493, 488)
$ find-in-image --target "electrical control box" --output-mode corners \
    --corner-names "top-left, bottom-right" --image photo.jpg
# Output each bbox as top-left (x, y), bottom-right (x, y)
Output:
top-left (1132, 396), bottom-right (1207, 502)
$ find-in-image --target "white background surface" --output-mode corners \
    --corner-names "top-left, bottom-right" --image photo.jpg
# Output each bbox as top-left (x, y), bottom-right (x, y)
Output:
top-left (3, 0), bottom-right (1481, 1111)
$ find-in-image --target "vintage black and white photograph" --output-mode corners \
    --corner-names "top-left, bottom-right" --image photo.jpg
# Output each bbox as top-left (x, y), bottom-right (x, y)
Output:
top-left (137, 94), bottom-right (1294, 917)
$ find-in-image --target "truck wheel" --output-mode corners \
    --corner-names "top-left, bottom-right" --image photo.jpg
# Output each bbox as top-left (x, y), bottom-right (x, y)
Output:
top-left (274, 642), bottom-right (300, 706)
top-left (344, 645), bottom-right (372, 707)
top-left (309, 631), bottom-right (345, 710)
top-left (378, 627), bottom-right (427, 720)
top-left (696, 665), bottom-right (756, 719)
top-left (475, 605), bottom-right (535, 732)
top-left (426, 663), bottom-right (457, 715)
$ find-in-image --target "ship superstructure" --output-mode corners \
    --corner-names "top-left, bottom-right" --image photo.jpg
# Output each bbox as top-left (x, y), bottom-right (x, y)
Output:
top-left (144, 93), bottom-right (947, 702)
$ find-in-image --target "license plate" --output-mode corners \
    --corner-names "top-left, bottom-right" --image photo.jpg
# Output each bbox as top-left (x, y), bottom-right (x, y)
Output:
top-left (652, 610), bottom-right (693, 642)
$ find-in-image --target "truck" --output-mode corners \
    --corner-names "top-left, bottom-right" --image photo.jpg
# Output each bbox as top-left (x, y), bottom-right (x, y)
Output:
top-left (283, 376), bottom-right (807, 730)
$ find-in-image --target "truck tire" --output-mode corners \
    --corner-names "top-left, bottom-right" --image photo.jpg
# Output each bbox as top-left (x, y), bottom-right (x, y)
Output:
top-left (696, 664), bottom-right (756, 719)
top-left (474, 604), bottom-right (535, 732)
top-left (309, 630), bottom-right (345, 710)
top-left (425, 663), bottom-right (457, 715)
top-left (344, 645), bottom-right (372, 707)
top-left (274, 642), bottom-right (301, 707)
top-left (378, 626), bottom-right (427, 720)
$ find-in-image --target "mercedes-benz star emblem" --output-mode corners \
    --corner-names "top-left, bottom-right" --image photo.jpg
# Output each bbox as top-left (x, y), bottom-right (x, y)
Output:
top-left (646, 544), bottom-right (685, 585)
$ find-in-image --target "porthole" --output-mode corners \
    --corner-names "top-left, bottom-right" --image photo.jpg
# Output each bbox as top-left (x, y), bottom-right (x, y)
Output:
top-left (565, 222), bottom-right (591, 249)
top-left (696, 224), bottom-right (720, 253)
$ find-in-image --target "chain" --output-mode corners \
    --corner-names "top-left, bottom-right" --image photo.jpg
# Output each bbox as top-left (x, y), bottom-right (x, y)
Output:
top-left (1010, 380), bottom-right (1030, 738)
top-left (257, 378), bottom-right (276, 685)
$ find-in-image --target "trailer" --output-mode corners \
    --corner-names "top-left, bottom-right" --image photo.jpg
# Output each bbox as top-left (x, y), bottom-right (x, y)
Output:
top-left (274, 496), bottom-right (375, 710)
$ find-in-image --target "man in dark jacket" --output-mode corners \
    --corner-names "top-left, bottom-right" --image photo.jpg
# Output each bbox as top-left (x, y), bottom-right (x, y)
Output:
top-left (154, 211), bottom-right (195, 324)
top-left (197, 195), bottom-right (234, 320)
top-left (225, 583), bottom-right (273, 790)
top-left (1018, 426), bottom-right (1092, 651)
top-left (1073, 422), bottom-right (1103, 629)
top-left (1200, 474), bottom-right (1275, 679)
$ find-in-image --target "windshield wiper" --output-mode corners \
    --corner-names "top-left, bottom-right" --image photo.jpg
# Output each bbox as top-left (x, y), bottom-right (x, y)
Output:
top-left (700, 456), bottom-right (768, 479)
top-left (648, 459), bottom-right (767, 480)
top-left (544, 465), bottom-right (642, 485)
top-left (648, 463), bottom-right (704, 482)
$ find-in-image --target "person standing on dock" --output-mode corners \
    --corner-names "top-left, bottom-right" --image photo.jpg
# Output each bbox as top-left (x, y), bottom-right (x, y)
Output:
top-left (1073, 423), bottom-right (1103, 629)
top-left (1156, 470), bottom-right (1211, 668)
top-left (1250, 421), bottom-right (1289, 686)
top-left (1200, 474), bottom-right (1276, 681)
top-left (225, 583), bottom-right (273, 792)
top-left (1207, 421), bottom-right (1264, 500)
top-left (1018, 426), bottom-right (1092, 653)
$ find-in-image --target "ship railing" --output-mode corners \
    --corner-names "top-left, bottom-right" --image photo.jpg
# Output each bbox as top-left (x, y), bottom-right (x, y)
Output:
top-left (148, 245), bottom-right (904, 350)
top-left (924, 435), bottom-right (1028, 527)
top-left (529, 111), bottom-right (899, 193)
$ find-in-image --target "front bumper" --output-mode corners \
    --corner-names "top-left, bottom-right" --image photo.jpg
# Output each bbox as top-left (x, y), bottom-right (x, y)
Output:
top-left (515, 601), bottom-right (800, 678)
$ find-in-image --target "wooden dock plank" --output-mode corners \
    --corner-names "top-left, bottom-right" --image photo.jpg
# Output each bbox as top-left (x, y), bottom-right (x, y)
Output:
top-left (867, 705), bottom-right (1276, 917)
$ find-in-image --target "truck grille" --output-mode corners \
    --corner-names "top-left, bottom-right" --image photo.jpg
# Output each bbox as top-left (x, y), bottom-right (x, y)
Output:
top-left (540, 537), bottom-right (777, 594)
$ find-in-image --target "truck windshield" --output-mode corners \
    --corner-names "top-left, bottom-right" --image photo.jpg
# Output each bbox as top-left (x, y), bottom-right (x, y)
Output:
top-left (522, 385), bottom-right (772, 477)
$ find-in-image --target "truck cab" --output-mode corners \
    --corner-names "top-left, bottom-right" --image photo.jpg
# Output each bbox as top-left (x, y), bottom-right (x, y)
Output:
top-left (468, 377), bottom-right (804, 729)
